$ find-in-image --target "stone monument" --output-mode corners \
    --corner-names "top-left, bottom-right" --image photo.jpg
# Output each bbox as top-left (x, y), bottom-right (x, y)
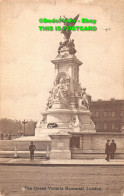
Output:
top-left (35, 15), bottom-right (96, 159)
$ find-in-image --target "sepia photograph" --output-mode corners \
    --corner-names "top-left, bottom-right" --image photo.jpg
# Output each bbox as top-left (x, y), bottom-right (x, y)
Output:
top-left (0, 0), bottom-right (124, 196)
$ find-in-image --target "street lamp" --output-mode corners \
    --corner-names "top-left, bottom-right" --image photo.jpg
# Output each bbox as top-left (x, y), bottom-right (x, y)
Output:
top-left (22, 119), bottom-right (27, 136)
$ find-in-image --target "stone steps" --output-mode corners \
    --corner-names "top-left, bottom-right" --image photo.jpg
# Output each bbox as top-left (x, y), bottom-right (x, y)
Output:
top-left (1, 150), bottom-right (124, 160)
top-left (71, 153), bottom-right (124, 159)
top-left (0, 151), bottom-right (48, 159)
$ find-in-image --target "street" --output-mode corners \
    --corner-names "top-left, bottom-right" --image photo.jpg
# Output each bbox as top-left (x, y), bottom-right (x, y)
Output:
top-left (0, 165), bottom-right (124, 196)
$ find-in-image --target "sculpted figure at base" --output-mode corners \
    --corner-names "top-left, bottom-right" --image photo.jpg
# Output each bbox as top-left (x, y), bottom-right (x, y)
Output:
top-left (36, 115), bottom-right (47, 128)
top-left (47, 90), bottom-right (54, 109)
top-left (47, 78), bottom-right (70, 109)
top-left (80, 88), bottom-right (89, 109)
top-left (69, 116), bottom-right (76, 128)
top-left (69, 116), bottom-right (80, 132)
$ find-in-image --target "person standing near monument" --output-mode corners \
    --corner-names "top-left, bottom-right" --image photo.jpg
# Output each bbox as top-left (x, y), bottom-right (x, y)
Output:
top-left (105, 140), bottom-right (111, 161)
top-left (110, 140), bottom-right (116, 159)
top-left (8, 134), bottom-right (11, 140)
top-left (29, 142), bottom-right (36, 161)
top-left (1, 132), bottom-right (3, 140)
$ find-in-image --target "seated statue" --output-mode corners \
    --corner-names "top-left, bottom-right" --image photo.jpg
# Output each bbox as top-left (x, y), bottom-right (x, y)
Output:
top-left (46, 78), bottom-right (70, 109)
top-left (53, 78), bottom-right (69, 103)
top-left (36, 115), bottom-right (47, 128)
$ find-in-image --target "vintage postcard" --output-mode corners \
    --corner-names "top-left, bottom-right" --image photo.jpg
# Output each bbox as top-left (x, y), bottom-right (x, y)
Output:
top-left (0, 0), bottom-right (124, 196)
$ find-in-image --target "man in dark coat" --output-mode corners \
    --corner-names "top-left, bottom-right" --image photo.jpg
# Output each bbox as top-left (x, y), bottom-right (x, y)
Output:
top-left (1, 133), bottom-right (3, 140)
top-left (105, 140), bottom-right (110, 161)
top-left (29, 142), bottom-right (36, 161)
top-left (110, 140), bottom-right (116, 159)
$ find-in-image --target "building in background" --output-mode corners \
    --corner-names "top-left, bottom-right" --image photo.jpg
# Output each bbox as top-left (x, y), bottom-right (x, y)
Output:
top-left (89, 99), bottom-right (124, 132)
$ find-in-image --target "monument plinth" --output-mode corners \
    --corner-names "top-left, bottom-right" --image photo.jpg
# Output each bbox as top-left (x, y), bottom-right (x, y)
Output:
top-left (49, 132), bottom-right (72, 159)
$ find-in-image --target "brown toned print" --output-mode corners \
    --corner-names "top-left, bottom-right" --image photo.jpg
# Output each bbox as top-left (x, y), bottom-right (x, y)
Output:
top-left (0, 0), bottom-right (124, 196)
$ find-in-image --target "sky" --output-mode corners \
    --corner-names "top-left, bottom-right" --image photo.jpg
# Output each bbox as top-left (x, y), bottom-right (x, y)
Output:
top-left (0, 0), bottom-right (124, 121)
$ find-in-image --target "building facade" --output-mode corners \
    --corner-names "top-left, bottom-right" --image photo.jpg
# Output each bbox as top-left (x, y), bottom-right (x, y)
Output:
top-left (89, 99), bottom-right (124, 132)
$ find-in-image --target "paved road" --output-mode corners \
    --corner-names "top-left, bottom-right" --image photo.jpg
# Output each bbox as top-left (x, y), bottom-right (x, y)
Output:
top-left (0, 165), bottom-right (124, 196)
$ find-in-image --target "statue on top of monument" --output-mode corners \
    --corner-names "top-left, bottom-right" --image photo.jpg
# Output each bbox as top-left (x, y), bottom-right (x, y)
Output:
top-left (68, 39), bottom-right (77, 54)
top-left (58, 14), bottom-right (79, 55)
top-left (61, 14), bottom-right (79, 40)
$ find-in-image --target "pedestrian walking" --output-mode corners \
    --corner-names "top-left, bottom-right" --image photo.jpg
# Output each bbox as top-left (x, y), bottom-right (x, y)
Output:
top-left (110, 140), bottom-right (116, 159)
top-left (105, 140), bottom-right (110, 161)
top-left (29, 142), bottom-right (36, 161)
